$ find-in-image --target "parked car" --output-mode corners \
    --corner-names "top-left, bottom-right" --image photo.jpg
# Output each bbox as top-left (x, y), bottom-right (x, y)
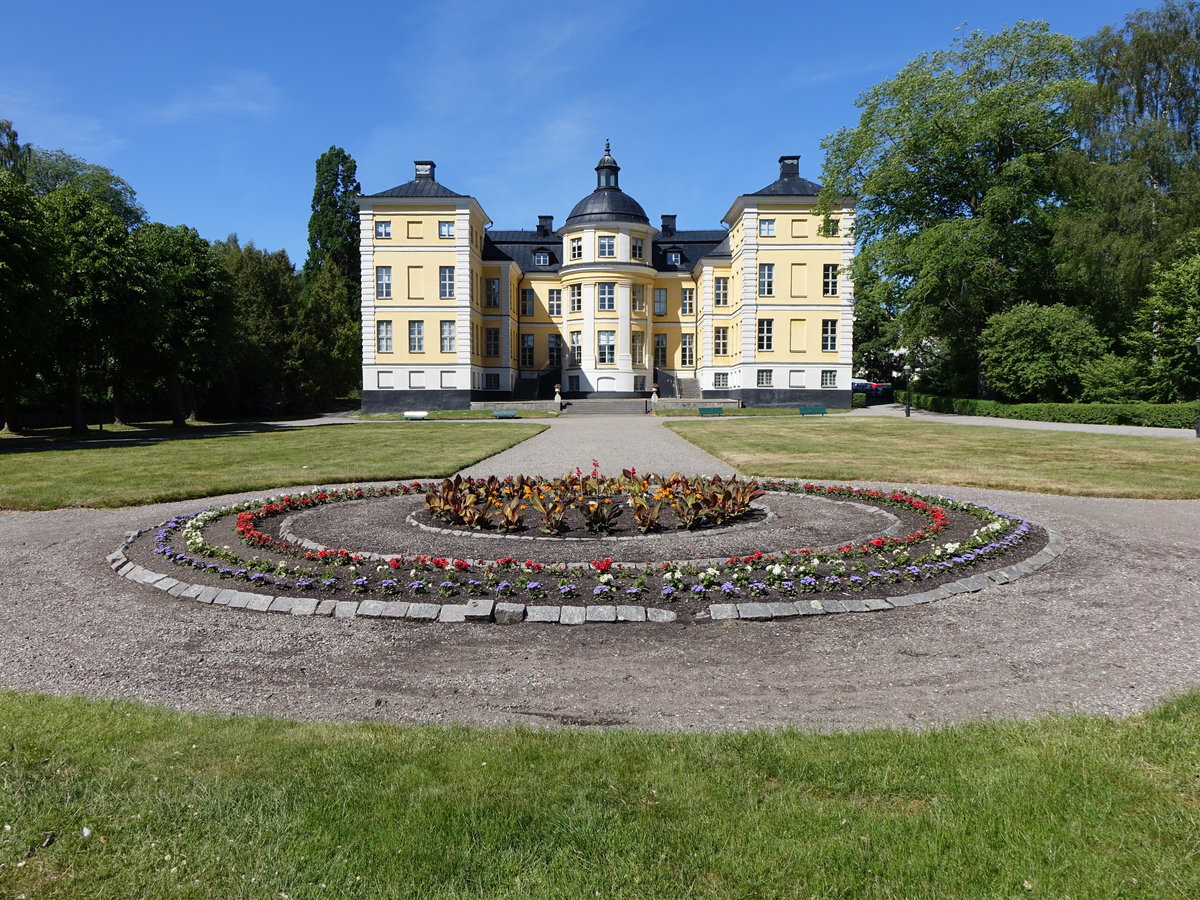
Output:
top-left (867, 382), bottom-right (893, 399)
top-left (852, 380), bottom-right (870, 394)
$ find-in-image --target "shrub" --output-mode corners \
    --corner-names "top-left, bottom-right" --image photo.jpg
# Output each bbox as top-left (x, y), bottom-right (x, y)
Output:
top-left (852, 392), bottom-right (867, 409)
top-left (979, 304), bottom-right (1106, 403)
top-left (899, 392), bottom-right (1199, 429)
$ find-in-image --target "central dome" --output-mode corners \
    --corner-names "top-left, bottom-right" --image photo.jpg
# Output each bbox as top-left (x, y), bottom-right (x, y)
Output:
top-left (564, 141), bottom-right (649, 226)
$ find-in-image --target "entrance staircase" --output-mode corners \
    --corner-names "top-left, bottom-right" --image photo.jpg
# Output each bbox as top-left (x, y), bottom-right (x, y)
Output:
top-left (676, 377), bottom-right (702, 399)
top-left (561, 399), bottom-right (649, 415)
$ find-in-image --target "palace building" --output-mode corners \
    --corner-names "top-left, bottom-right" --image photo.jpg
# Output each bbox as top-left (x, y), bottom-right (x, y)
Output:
top-left (358, 145), bottom-right (854, 410)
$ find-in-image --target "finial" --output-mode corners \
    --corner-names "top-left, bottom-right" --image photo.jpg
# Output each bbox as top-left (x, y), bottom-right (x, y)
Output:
top-left (605, 138), bottom-right (610, 153)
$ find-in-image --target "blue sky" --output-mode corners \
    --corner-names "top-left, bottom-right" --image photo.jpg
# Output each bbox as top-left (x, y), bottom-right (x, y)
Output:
top-left (5, 0), bottom-right (1140, 265)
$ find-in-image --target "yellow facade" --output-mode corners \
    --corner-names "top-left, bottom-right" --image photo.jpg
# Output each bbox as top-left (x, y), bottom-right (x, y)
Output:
top-left (358, 150), bottom-right (854, 409)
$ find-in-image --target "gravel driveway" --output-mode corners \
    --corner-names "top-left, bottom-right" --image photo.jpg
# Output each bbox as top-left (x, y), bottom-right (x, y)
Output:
top-left (2, 417), bottom-right (1198, 731)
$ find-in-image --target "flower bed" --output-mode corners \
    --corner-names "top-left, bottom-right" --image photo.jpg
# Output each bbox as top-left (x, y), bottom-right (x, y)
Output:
top-left (128, 475), bottom-right (1040, 619)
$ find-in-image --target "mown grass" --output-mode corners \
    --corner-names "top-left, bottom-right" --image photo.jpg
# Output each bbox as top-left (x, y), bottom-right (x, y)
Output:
top-left (1, 690), bottom-right (1197, 899)
top-left (667, 416), bottom-right (1200, 498)
top-left (0, 423), bottom-right (543, 510)
top-left (356, 409), bottom-right (558, 420)
top-left (654, 406), bottom-right (853, 417)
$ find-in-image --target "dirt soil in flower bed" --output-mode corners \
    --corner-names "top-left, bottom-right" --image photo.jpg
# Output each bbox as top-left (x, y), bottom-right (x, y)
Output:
top-left (123, 489), bottom-right (1049, 621)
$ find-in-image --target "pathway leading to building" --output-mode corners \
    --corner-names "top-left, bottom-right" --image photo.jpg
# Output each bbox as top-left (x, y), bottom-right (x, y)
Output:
top-left (0, 415), bottom-right (1197, 732)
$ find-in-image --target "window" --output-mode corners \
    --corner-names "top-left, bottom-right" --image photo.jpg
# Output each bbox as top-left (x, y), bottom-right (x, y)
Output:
top-left (568, 375), bottom-right (580, 392)
top-left (714, 372), bottom-right (729, 389)
top-left (714, 277), bottom-right (729, 306)
top-left (759, 218), bottom-right (775, 237)
top-left (631, 237), bottom-right (644, 260)
top-left (821, 369), bottom-right (837, 388)
top-left (680, 333), bottom-right (695, 367)
top-left (485, 327), bottom-right (500, 357)
top-left (757, 318), bottom-right (773, 352)
top-left (376, 266), bottom-right (392, 299)
top-left (484, 373), bottom-right (500, 391)
top-left (440, 320), bottom-right (456, 353)
top-left (569, 331), bottom-right (581, 364)
top-left (667, 250), bottom-right (681, 266)
top-left (819, 218), bottom-right (840, 237)
top-left (569, 284), bottom-right (582, 312)
top-left (631, 331), bottom-right (644, 365)
top-left (409, 320), bottom-right (424, 353)
top-left (654, 288), bottom-right (667, 316)
top-left (758, 263), bottom-right (774, 297)
top-left (376, 320), bottom-right (393, 353)
top-left (548, 334), bottom-right (562, 367)
top-left (631, 284), bottom-right (645, 312)
top-left (821, 319), bottom-right (837, 352)
top-left (547, 289), bottom-right (562, 316)
top-left (375, 220), bottom-right (391, 239)
top-left (713, 326), bottom-right (728, 356)
top-left (597, 282), bottom-right (615, 311)
top-left (823, 264), bottom-right (839, 297)
top-left (520, 333), bottom-right (535, 367)
top-left (570, 237), bottom-right (582, 260)
top-left (485, 278), bottom-right (499, 307)
top-left (534, 250), bottom-right (550, 266)
top-left (653, 333), bottom-right (667, 366)
top-left (598, 235), bottom-right (615, 258)
top-left (597, 330), bottom-right (615, 364)
top-left (680, 288), bottom-right (694, 315)
top-left (439, 266), bottom-right (454, 298)
top-left (634, 375), bottom-right (646, 392)
top-left (521, 288), bottom-right (535, 316)
top-left (757, 369), bottom-right (773, 387)
top-left (438, 220), bottom-right (454, 239)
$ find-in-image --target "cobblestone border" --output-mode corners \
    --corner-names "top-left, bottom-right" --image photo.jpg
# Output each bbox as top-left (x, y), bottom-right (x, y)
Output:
top-left (105, 525), bottom-right (1063, 626)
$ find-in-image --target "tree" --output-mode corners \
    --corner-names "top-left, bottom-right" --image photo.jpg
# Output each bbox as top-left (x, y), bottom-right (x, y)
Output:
top-left (1053, 1), bottom-right (1200, 339)
top-left (1130, 231), bottom-right (1200, 402)
top-left (819, 22), bottom-right (1085, 396)
top-left (978, 304), bottom-right (1106, 403)
top-left (301, 146), bottom-right (360, 292)
top-left (25, 148), bottom-right (144, 228)
top-left (133, 223), bottom-right (235, 426)
top-left (0, 120), bottom-right (32, 179)
top-left (289, 258), bottom-right (360, 408)
top-left (39, 186), bottom-right (141, 433)
top-left (0, 171), bottom-right (56, 431)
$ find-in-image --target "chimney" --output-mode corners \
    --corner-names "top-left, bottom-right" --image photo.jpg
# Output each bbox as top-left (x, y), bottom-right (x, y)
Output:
top-left (414, 160), bottom-right (436, 181)
top-left (778, 155), bottom-right (799, 178)
top-left (660, 214), bottom-right (676, 236)
top-left (537, 215), bottom-right (554, 236)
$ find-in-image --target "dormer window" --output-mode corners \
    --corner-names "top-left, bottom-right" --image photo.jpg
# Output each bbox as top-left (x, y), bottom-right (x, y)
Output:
top-left (667, 250), bottom-right (681, 266)
top-left (533, 250), bottom-right (550, 266)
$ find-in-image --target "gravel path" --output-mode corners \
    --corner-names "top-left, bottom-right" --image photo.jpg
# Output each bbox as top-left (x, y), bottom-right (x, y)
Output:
top-left (2, 416), bottom-right (1198, 731)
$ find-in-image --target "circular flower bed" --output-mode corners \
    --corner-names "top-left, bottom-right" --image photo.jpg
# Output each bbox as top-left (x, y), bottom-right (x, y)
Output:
top-left (128, 474), bottom-right (1042, 619)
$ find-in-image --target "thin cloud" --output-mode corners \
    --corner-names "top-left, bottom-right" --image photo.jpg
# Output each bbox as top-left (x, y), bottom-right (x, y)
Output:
top-left (0, 80), bottom-right (127, 156)
top-left (143, 69), bottom-right (281, 123)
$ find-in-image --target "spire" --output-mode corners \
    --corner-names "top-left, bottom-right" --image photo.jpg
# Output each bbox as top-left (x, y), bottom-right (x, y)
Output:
top-left (595, 140), bottom-right (620, 190)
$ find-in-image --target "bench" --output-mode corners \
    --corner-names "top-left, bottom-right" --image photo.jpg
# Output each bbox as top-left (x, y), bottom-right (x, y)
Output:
top-left (798, 406), bottom-right (827, 416)
top-left (491, 410), bottom-right (519, 419)
top-left (698, 407), bottom-right (724, 417)
top-left (402, 410), bottom-right (428, 420)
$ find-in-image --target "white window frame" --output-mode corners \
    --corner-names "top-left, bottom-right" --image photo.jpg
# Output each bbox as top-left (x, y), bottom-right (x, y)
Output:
top-left (485, 278), bottom-right (499, 307)
top-left (598, 235), bottom-right (615, 258)
top-left (680, 333), bottom-right (695, 367)
top-left (521, 288), bottom-right (535, 316)
top-left (597, 330), bottom-right (615, 365)
top-left (520, 333), bottom-right (535, 367)
top-left (631, 285), bottom-right (645, 313)
top-left (667, 251), bottom-right (681, 265)
top-left (759, 218), bottom-right (775, 237)
top-left (409, 320), bottom-right (425, 353)
top-left (653, 333), bottom-right (667, 366)
top-left (569, 284), bottom-right (582, 313)
top-left (680, 288), bottom-right (694, 315)
top-left (438, 221), bottom-right (454, 239)
top-left (534, 250), bottom-right (550, 267)
top-left (713, 326), bottom-right (728, 356)
top-left (653, 288), bottom-right (667, 316)
top-left (822, 319), bottom-right (838, 352)
top-left (821, 369), bottom-right (838, 388)
top-left (440, 320), bottom-right (456, 353)
top-left (757, 369), bottom-right (773, 387)
top-left (713, 372), bottom-right (729, 389)
top-left (376, 320), bottom-right (393, 353)
top-left (483, 372), bottom-right (500, 391)
top-left (484, 327), bottom-right (500, 357)
top-left (570, 237), bottom-right (582, 260)
top-left (569, 331), bottom-right (582, 365)
top-left (631, 331), bottom-right (644, 366)
top-left (758, 263), bottom-right (774, 297)
top-left (714, 277), bottom-right (729, 306)
top-left (757, 318), bottom-right (773, 352)
top-left (548, 289), bottom-right (562, 316)
top-left (376, 266), bottom-right (392, 299)
top-left (631, 237), bottom-right (644, 260)
top-left (439, 266), bottom-right (454, 298)
top-left (597, 282), bottom-right (615, 311)
top-left (375, 220), bottom-right (391, 239)
top-left (823, 264), bottom-right (839, 297)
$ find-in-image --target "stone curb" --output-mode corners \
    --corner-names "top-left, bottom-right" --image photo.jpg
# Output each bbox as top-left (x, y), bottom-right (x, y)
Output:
top-left (107, 522), bottom-right (1062, 627)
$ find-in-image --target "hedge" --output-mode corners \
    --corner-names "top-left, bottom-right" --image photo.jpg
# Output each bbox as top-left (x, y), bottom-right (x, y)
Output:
top-left (898, 392), bottom-right (1200, 429)
top-left (852, 392), bottom-right (867, 409)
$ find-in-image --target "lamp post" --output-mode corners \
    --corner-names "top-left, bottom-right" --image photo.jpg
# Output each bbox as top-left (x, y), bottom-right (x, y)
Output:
top-left (903, 363), bottom-right (912, 418)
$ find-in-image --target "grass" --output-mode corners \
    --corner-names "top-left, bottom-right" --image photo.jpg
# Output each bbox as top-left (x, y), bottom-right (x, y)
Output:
top-left (667, 416), bottom-right (1200, 498)
top-left (654, 406), bottom-right (853, 417)
top-left (0, 422), bottom-right (544, 510)
top-left (1, 690), bottom-right (1197, 899)
top-left (356, 409), bottom-right (558, 420)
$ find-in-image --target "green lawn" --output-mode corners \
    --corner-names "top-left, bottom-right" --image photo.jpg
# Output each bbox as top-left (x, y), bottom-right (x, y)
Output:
top-left (667, 416), bottom-right (1200, 498)
top-left (654, 406), bottom-right (853, 417)
top-left (0, 422), bottom-right (544, 510)
top-left (2, 690), bottom-right (1196, 899)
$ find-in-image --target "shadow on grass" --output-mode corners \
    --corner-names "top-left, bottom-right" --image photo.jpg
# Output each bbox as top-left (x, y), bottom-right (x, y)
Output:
top-left (0, 420), bottom-right (345, 455)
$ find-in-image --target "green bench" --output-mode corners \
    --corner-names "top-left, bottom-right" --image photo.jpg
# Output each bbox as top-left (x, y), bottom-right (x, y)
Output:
top-left (491, 409), bottom-right (519, 419)
top-left (698, 407), bottom-right (724, 417)
top-left (798, 406), bottom-right (827, 416)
